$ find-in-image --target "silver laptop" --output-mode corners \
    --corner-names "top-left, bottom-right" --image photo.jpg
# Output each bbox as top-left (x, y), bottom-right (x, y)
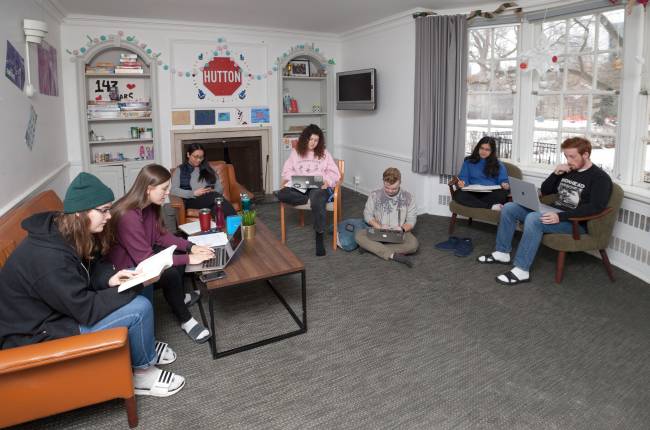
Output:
top-left (291, 175), bottom-right (323, 190)
top-left (367, 227), bottom-right (404, 244)
top-left (509, 177), bottom-right (562, 213)
top-left (185, 226), bottom-right (244, 273)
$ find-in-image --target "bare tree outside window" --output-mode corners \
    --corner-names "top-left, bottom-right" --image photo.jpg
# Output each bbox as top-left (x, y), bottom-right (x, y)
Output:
top-left (466, 25), bottom-right (518, 158)
top-left (533, 10), bottom-right (624, 172)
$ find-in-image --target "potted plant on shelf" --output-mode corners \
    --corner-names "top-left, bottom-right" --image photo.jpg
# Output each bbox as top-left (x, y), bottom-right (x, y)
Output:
top-left (240, 209), bottom-right (257, 239)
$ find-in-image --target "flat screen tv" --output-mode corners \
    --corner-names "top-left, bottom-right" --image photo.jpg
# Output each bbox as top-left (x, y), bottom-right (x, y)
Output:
top-left (336, 68), bottom-right (376, 110)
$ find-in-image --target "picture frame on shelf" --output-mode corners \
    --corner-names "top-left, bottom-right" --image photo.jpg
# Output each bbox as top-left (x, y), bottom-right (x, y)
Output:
top-left (289, 60), bottom-right (309, 77)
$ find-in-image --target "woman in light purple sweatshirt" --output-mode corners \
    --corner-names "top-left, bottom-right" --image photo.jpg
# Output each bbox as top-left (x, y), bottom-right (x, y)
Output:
top-left (277, 124), bottom-right (340, 256)
top-left (108, 164), bottom-right (214, 344)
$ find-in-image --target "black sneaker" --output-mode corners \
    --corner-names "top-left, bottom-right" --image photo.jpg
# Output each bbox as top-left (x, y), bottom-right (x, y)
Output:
top-left (392, 253), bottom-right (413, 268)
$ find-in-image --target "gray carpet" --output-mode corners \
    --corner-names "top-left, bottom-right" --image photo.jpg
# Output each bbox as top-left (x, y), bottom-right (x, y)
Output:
top-left (13, 188), bottom-right (650, 429)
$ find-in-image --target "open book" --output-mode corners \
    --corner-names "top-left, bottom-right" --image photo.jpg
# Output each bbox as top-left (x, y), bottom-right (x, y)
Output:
top-left (117, 245), bottom-right (176, 293)
top-left (461, 184), bottom-right (502, 192)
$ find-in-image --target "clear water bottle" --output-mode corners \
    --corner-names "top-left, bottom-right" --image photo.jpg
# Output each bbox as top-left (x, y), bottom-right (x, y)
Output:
top-left (214, 196), bottom-right (225, 231)
top-left (240, 192), bottom-right (251, 211)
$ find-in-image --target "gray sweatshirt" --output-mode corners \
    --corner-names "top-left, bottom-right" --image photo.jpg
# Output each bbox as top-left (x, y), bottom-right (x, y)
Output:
top-left (170, 166), bottom-right (223, 199)
top-left (363, 188), bottom-right (417, 228)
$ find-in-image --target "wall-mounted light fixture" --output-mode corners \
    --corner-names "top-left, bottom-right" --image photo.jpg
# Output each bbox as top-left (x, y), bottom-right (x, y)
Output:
top-left (23, 19), bottom-right (48, 97)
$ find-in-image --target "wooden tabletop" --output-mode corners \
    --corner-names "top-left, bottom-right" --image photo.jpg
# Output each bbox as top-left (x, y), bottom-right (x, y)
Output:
top-left (203, 221), bottom-right (304, 290)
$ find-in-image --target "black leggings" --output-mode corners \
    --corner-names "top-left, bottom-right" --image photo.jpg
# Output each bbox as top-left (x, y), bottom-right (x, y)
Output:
top-left (276, 187), bottom-right (329, 234)
top-left (155, 265), bottom-right (192, 324)
top-left (454, 189), bottom-right (508, 209)
top-left (183, 192), bottom-right (237, 217)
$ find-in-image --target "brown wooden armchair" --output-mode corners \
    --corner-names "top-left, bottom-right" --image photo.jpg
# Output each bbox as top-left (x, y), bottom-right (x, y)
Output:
top-left (280, 159), bottom-right (345, 251)
top-left (540, 183), bottom-right (623, 283)
top-left (0, 191), bottom-right (137, 428)
top-left (169, 161), bottom-right (253, 225)
top-left (448, 161), bottom-right (522, 234)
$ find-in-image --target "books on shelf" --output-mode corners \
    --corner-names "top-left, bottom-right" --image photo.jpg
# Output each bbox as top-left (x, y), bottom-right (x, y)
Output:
top-left (115, 53), bottom-right (143, 74)
top-left (87, 100), bottom-right (151, 119)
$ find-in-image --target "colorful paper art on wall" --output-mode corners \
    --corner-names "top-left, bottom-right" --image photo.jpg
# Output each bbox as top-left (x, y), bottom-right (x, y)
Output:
top-left (217, 112), bottom-right (230, 122)
top-left (250, 108), bottom-right (270, 123)
top-left (195, 109), bottom-right (216, 125)
top-left (37, 40), bottom-right (58, 96)
top-left (5, 41), bottom-right (25, 90)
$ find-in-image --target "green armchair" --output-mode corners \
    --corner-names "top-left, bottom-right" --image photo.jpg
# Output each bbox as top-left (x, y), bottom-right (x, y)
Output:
top-left (448, 161), bottom-right (522, 234)
top-left (540, 183), bottom-right (623, 283)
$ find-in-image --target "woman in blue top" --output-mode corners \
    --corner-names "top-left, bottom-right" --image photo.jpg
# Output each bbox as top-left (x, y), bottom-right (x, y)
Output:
top-left (455, 136), bottom-right (510, 210)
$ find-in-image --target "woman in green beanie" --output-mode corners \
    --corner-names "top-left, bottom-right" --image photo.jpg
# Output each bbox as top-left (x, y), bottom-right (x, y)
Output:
top-left (0, 172), bottom-right (185, 397)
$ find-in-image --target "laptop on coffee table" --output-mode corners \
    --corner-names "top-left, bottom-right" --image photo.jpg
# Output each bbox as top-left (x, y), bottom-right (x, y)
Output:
top-left (185, 226), bottom-right (244, 273)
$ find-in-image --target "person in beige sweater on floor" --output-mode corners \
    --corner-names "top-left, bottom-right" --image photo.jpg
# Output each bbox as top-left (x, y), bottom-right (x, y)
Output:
top-left (355, 167), bottom-right (419, 267)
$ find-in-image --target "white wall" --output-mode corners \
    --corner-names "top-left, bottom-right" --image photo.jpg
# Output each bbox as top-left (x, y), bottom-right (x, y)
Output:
top-left (0, 0), bottom-right (69, 215)
top-left (59, 17), bottom-right (340, 189)
top-left (337, 10), bottom-right (650, 283)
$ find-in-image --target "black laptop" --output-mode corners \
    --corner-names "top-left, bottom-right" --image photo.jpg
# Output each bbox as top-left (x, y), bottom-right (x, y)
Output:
top-left (367, 227), bottom-right (404, 244)
top-left (291, 175), bottom-right (324, 190)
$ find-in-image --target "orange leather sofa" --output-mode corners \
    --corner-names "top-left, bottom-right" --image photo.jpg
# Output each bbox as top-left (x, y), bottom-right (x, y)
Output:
top-left (169, 161), bottom-right (253, 225)
top-left (0, 190), bottom-right (137, 428)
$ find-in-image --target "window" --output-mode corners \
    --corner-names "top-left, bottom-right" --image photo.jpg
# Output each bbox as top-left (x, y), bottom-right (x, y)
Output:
top-left (466, 25), bottom-right (519, 158)
top-left (644, 95), bottom-right (650, 183)
top-left (532, 10), bottom-right (624, 172)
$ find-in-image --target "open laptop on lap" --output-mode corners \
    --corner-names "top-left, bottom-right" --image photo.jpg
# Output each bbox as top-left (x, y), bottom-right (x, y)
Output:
top-left (291, 175), bottom-right (324, 190)
top-left (186, 226), bottom-right (244, 273)
top-left (367, 227), bottom-right (405, 244)
top-left (508, 177), bottom-right (562, 213)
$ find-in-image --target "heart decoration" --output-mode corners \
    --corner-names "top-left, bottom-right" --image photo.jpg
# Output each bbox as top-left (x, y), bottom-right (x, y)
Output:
top-left (126, 83), bottom-right (136, 90)
top-left (95, 95), bottom-right (102, 101)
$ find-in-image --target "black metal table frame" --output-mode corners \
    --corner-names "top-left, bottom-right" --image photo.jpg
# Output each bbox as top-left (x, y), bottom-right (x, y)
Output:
top-left (195, 269), bottom-right (306, 359)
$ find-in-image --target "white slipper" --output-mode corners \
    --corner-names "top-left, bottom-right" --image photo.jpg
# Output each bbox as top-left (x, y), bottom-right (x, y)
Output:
top-left (134, 368), bottom-right (185, 397)
top-left (155, 341), bottom-right (176, 365)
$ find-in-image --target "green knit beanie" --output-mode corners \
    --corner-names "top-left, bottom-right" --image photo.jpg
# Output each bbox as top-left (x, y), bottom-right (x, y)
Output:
top-left (63, 172), bottom-right (115, 213)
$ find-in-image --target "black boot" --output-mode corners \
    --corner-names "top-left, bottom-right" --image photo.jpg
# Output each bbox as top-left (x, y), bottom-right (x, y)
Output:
top-left (391, 253), bottom-right (413, 268)
top-left (315, 232), bottom-right (326, 256)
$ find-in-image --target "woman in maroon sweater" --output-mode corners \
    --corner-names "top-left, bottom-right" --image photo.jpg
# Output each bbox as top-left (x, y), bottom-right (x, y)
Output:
top-left (108, 164), bottom-right (214, 343)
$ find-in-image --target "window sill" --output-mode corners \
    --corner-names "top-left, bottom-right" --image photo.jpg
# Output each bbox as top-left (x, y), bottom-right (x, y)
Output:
top-left (516, 164), bottom-right (650, 206)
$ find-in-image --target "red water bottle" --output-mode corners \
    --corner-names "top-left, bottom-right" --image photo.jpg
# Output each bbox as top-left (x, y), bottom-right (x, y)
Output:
top-left (214, 196), bottom-right (225, 232)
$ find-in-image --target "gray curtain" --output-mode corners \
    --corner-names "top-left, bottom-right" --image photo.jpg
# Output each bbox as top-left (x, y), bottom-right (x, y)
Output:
top-left (412, 15), bottom-right (468, 176)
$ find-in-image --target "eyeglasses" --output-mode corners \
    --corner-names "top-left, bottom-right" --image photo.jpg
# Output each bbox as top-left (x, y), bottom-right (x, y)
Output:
top-left (190, 154), bottom-right (205, 160)
top-left (93, 207), bottom-right (112, 214)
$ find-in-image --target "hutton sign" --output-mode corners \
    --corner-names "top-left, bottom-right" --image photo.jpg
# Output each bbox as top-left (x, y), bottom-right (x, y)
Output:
top-left (202, 57), bottom-right (242, 96)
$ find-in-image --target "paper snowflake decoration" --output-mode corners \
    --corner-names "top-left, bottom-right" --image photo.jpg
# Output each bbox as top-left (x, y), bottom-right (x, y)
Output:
top-left (518, 35), bottom-right (559, 75)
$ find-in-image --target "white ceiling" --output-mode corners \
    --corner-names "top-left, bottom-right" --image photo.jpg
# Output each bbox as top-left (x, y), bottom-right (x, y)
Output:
top-left (53, 0), bottom-right (517, 34)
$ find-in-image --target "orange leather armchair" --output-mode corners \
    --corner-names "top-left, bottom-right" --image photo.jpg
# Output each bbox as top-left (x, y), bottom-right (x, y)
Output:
top-left (0, 190), bottom-right (138, 428)
top-left (169, 161), bottom-right (253, 225)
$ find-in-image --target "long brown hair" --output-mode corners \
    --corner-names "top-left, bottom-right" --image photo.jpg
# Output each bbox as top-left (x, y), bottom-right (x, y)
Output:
top-left (54, 212), bottom-right (110, 260)
top-left (109, 164), bottom-right (171, 243)
top-left (296, 124), bottom-right (325, 159)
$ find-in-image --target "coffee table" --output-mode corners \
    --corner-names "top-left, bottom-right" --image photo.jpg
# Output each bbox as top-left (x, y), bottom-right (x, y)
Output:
top-left (195, 221), bottom-right (306, 359)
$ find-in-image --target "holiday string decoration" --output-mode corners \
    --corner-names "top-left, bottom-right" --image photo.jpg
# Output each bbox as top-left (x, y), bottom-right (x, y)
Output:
top-left (467, 1), bottom-right (523, 20)
top-left (608, 0), bottom-right (648, 14)
top-left (67, 34), bottom-right (334, 81)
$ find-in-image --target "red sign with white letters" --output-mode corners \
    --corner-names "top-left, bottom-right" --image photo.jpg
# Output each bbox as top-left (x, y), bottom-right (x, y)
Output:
top-left (202, 57), bottom-right (242, 96)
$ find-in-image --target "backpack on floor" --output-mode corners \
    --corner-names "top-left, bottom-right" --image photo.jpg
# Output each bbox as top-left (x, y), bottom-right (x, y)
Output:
top-left (337, 218), bottom-right (368, 251)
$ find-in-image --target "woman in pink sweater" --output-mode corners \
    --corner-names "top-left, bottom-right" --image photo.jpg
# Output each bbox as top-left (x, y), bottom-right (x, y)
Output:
top-left (107, 164), bottom-right (214, 344)
top-left (277, 124), bottom-right (340, 256)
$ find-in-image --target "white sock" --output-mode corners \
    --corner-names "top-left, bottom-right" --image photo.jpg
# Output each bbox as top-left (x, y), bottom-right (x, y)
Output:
top-left (492, 251), bottom-right (510, 262)
top-left (491, 203), bottom-right (503, 211)
top-left (511, 267), bottom-right (529, 280)
top-left (181, 317), bottom-right (209, 340)
top-left (133, 366), bottom-right (159, 389)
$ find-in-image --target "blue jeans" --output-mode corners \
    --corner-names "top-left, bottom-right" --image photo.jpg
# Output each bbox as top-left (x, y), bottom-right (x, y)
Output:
top-left (79, 294), bottom-right (156, 369)
top-left (495, 202), bottom-right (584, 271)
